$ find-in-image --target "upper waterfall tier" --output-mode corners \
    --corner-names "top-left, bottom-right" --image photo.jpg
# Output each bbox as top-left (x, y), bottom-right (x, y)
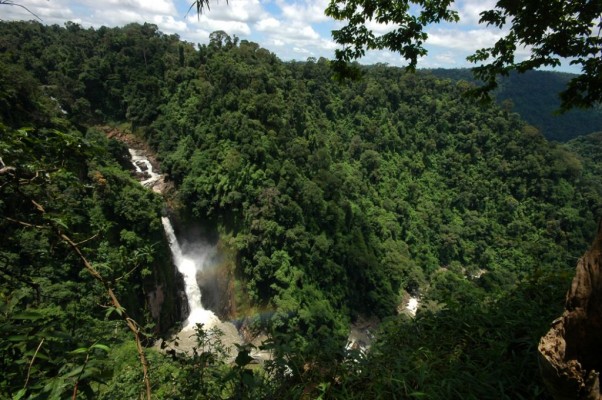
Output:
top-left (128, 148), bottom-right (164, 193)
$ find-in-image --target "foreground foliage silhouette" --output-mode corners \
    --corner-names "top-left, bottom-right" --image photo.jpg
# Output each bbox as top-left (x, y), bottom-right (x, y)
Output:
top-left (326, 0), bottom-right (602, 111)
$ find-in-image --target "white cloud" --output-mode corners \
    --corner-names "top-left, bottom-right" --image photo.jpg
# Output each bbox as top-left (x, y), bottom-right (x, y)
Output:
top-left (297, 25), bottom-right (320, 40)
top-left (80, 0), bottom-right (177, 15)
top-left (255, 17), bottom-right (280, 31)
top-left (435, 52), bottom-right (456, 65)
top-left (277, 0), bottom-right (329, 24)
top-left (152, 15), bottom-right (188, 34)
top-left (271, 38), bottom-right (284, 46)
top-left (256, 19), bottom-right (336, 60)
top-left (357, 48), bottom-right (421, 67)
top-left (195, 15), bottom-right (251, 35)
top-left (427, 28), bottom-right (504, 52)
top-left (293, 46), bottom-right (311, 54)
top-left (192, 27), bottom-right (212, 40)
top-left (254, 17), bottom-right (320, 45)
top-left (1, 0), bottom-right (77, 22)
top-left (92, 9), bottom-right (146, 26)
top-left (454, 0), bottom-right (497, 25)
top-left (181, 0), bottom-right (270, 42)
top-left (365, 19), bottom-right (399, 36)
top-left (195, 0), bottom-right (268, 23)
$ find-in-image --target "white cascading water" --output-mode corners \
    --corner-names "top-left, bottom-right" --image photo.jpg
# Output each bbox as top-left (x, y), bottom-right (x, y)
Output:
top-left (406, 297), bottom-right (419, 316)
top-left (161, 216), bottom-right (220, 330)
top-left (129, 149), bottom-right (162, 189)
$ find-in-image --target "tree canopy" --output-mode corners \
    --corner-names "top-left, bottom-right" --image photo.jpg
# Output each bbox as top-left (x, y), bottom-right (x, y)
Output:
top-left (326, 0), bottom-right (601, 110)
top-left (2, 20), bottom-right (602, 398)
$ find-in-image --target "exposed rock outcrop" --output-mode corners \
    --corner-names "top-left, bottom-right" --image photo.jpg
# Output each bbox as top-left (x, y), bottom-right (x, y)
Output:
top-left (538, 221), bottom-right (602, 399)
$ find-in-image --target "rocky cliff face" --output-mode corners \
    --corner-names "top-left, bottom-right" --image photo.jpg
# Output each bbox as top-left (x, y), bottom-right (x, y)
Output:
top-left (539, 221), bottom-right (602, 400)
top-left (197, 261), bottom-right (236, 320)
top-left (145, 253), bottom-right (188, 334)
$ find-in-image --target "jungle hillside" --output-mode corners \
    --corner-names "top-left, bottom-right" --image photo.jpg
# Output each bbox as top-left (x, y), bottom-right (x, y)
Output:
top-left (1, 20), bottom-right (602, 399)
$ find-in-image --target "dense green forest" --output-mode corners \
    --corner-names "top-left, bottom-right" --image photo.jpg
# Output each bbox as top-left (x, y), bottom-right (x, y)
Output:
top-left (1, 20), bottom-right (602, 399)
top-left (429, 68), bottom-right (602, 142)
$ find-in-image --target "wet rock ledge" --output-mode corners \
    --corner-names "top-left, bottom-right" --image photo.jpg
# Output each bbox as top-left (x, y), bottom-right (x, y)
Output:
top-left (539, 221), bottom-right (602, 400)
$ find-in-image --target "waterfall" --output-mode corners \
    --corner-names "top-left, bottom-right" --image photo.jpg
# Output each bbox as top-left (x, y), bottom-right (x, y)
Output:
top-left (126, 145), bottom-right (245, 360)
top-left (406, 297), bottom-right (419, 316)
top-left (127, 147), bottom-right (220, 330)
top-left (161, 217), bottom-right (219, 329)
top-left (128, 149), bottom-right (162, 189)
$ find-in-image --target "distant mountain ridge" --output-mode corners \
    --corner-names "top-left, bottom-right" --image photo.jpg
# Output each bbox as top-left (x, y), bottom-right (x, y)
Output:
top-left (428, 69), bottom-right (602, 142)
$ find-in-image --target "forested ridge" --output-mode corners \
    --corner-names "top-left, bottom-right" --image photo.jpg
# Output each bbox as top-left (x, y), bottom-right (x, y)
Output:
top-left (429, 68), bottom-right (602, 142)
top-left (1, 20), bottom-right (602, 399)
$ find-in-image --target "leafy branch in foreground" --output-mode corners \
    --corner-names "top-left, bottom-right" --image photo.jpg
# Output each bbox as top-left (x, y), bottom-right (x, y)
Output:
top-left (6, 206), bottom-right (153, 400)
top-left (325, 0), bottom-right (459, 76)
top-left (1, 120), bottom-right (158, 399)
top-left (468, 0), bottom-right (602, 111)
top-left (325, 0), bottom-right (602, 111)
top-left (59, 230), bottom-right (152, 400)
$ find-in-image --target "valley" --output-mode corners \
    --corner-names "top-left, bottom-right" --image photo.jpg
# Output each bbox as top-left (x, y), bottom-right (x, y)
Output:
top-left (1, 20), bottom-right (601, 399)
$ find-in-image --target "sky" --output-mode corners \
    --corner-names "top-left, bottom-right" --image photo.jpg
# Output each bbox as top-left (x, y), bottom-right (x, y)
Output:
top-left (1, 0), bottom-right (580, 72)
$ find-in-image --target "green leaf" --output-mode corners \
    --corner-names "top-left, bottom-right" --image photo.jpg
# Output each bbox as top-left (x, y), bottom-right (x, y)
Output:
top-left (28, 351), bottom-right (49, 361)
top-left (49, 218), bottom-right (69, 230)
top-left (90, 343), bottom-right (110, 352)
top-left (104, 306), bottom-right (116, 318)
top-left (65, 365), bottom-right (84, 378)
top-left (12, 388), bottom-right (27, 400)
top-left (104, 306), bottom-right (124, 318)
